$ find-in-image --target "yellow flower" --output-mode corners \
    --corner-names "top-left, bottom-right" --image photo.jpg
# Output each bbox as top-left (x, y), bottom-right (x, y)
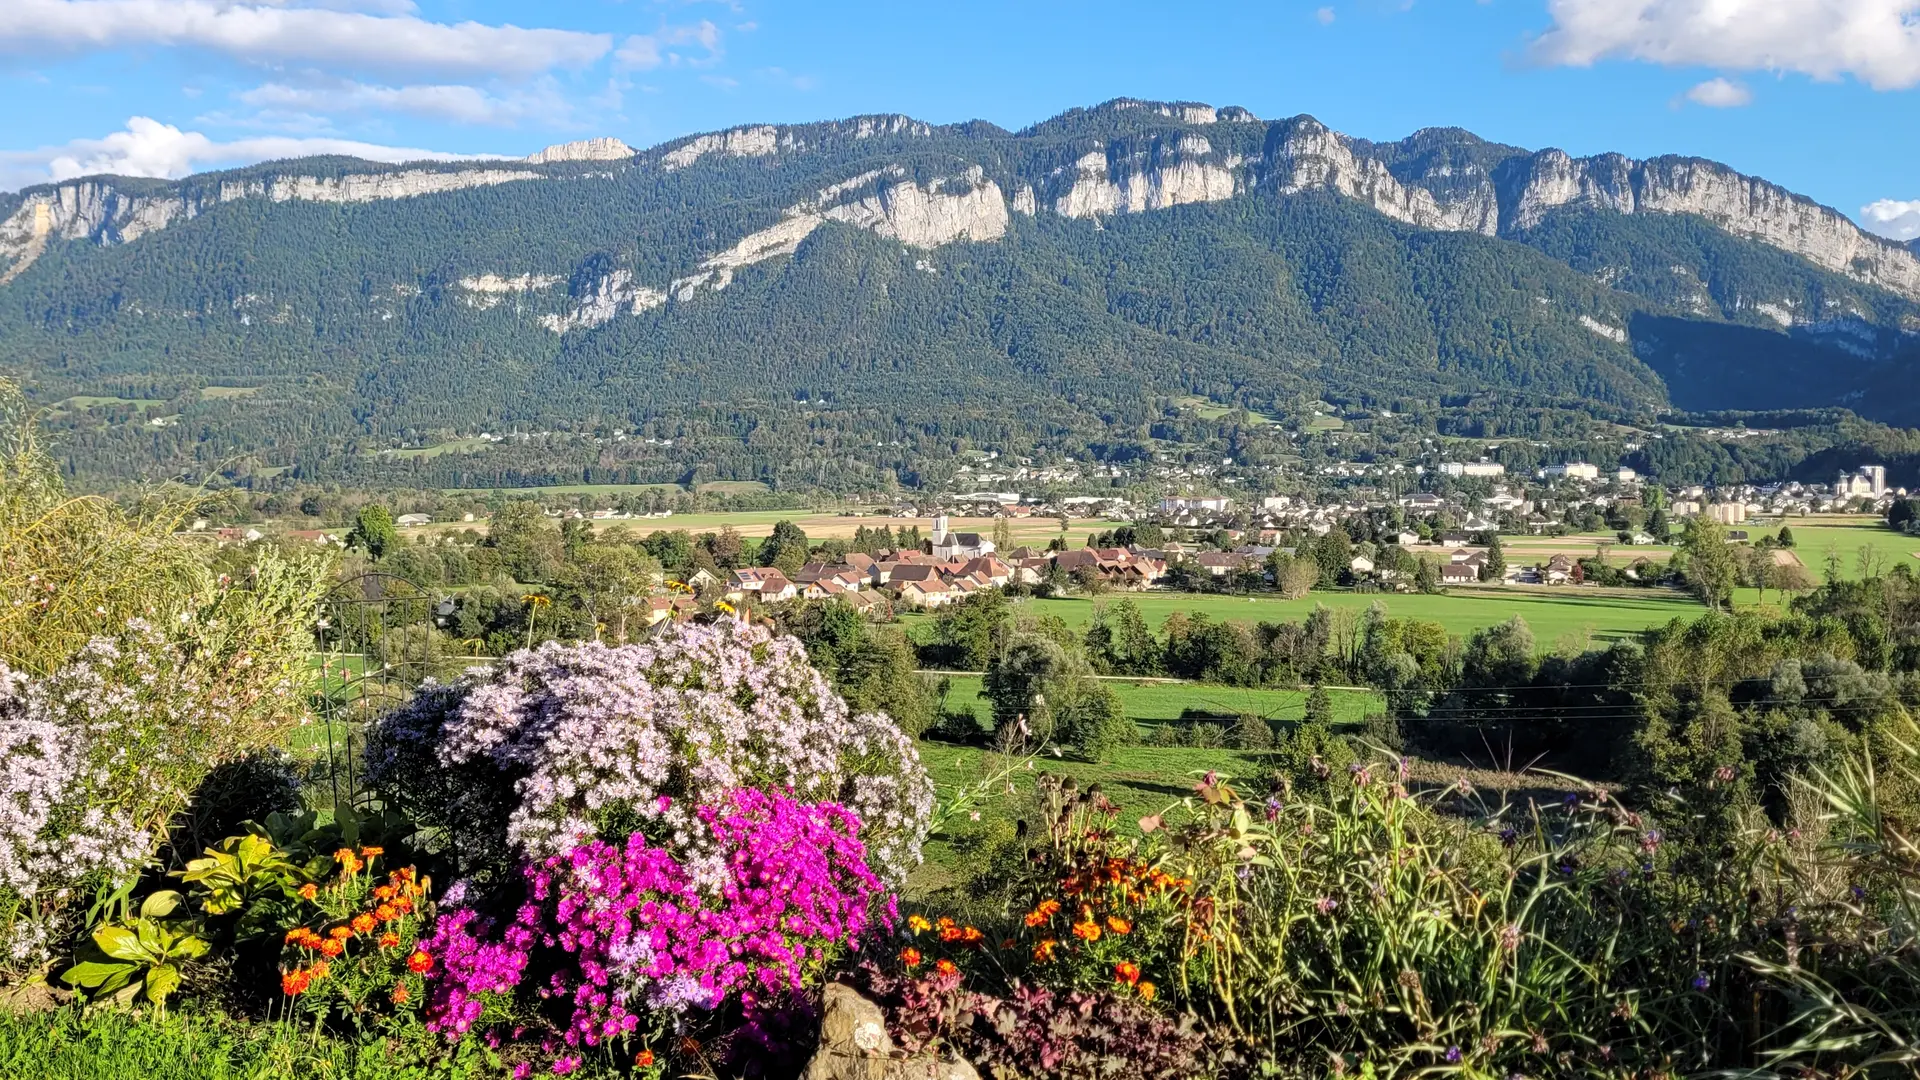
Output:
top-left (1137, 981), bottom-right (1157, 1002)
top-left (907, 914), bottom-right (931, 933)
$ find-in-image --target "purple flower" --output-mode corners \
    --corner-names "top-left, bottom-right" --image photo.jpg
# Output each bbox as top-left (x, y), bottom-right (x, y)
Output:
top-left (1444, 1046), bottom-right (1462, 1064)
top-left (424, 788), bottom-right (893, 1072)
top-left (1692, 972), bottom-right (1711, 991)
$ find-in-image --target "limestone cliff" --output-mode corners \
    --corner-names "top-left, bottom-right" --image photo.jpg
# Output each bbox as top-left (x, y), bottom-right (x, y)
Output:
top-left (0, 167), bottom-right (545, 281)
top-left (537, 170), bottom-right (1010, 332)
top-left (1047, 134), bottom-right (1239, 219)
top-left (524, 137), bottom-right (634, 164)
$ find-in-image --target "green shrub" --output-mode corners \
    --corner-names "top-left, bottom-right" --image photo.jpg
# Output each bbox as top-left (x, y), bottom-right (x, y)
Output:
top-left (1229, 714), bottom-right (1275, 751)
top-left (1184, 722), bottom-right (1226, 749)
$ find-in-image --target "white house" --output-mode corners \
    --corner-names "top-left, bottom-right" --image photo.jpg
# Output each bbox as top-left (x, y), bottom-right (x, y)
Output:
top-left (395, 513), bottom-right (432, 527)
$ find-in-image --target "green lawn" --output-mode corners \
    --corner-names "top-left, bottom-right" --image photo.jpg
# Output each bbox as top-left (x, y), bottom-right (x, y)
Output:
top-left (912, 741), bottom-right (1269, 893)
top-left (955, 588), bottom-right (1704, 647)
top-left (199, 385), bottom-right (262, 400)
top-left (929, 673), bottom-right (1380, 727)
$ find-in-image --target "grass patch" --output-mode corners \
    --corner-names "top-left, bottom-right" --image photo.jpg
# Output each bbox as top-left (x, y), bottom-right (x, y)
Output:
top-left (696, 480), bottom-right (770, 495)
top-left (199, 386), bottom-right (263, 400)
top-left (0, 1006), bottom-right (499, 1080)
top-left (53, 395), bottom-right (165, 413)
top-left (1306, 414), bottom-right (1346, 431)
top-left (928, 673), bottom-right (1380, 727)
top-left (1754, 520), bottom-right (1918, 581)
top-left (920, 588), bottom-right (1704, 647)
top-left (372, 437), bottom-right (495, 460)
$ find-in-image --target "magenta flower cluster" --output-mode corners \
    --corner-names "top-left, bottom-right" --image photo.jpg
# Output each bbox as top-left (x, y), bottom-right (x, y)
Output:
top-left (421, 788), bottom-right (895, 1055)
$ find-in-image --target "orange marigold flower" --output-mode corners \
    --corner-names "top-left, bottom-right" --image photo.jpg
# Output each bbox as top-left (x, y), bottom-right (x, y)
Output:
top-left (1114, 961), bottom-right (1142, 986)
top-left (939, 925), bottom-right (963, 942)
top-left (309, 960), bottom-right (330, 980)
top-left (358, 846), bottom-right (384, 859)
top-left (636, 1050), bottom-right (655, 1068)
top-left (1137, 981), bottom-right (1157, 1003)
top-left (898, 947), bottom-right (922, 968)
top-left (906, 915), bottom-right (931, 933)
top-left (934, 959), bottom-right (958, 977)
top-left (333, 848), bottom-right (362, 873)
top-left (373, 885), bottom-right (396, 901)
top-left (350, 913), bottom-right (377, 934)
top-left (298, 883), bottom-right (318, 901)
top-left (1032, 939), bottom-right (1059, 963)
top-left (393, 897), bottom-right (414, 913)
top-left (328, 925), bottom-right (353, 940)
top-left (390, 982), bottom-right (410, 1005)
top-left (319, 938), bottom-right (345, 957)
top-left (378, 932), bottom-right (401, 949)
top-left (1107, 916), bottom-right (1133, 935)
top-left (281, 970), bottom-right (311, 996)
top-left (1072, 921), bottom-right (1102, 943)
top-left (407, 950), bottom-right (434, 974)
top-left (375, 904), bottom-right (397, 922)
top-left (283, 927), bottom-right (305, 943)
top-left (935, 917), bottom-right (956, 932)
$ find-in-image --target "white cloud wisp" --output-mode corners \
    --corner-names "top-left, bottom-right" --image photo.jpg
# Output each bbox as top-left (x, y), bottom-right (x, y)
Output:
top-left (1532, 0), bottom-right (1920, 90)
top-left (0, 116), bottom-right (500, 191)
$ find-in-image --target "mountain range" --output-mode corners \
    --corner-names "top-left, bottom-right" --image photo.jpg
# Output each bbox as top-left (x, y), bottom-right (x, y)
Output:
top-left (2, 97), bottom-right (1917, 485)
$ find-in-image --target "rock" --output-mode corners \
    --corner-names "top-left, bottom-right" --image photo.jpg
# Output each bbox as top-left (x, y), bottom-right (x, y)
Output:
top-left (802, 983), bottom-right (979, 1080)
top-left (524, 137), bottom-right (634, 164)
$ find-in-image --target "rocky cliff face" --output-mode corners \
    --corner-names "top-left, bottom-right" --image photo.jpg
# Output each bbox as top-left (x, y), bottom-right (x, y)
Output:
top-left (540, 170), bottom-right (1008, 332)
top-left (1047, 134), bottom-right (1240, 218)
top-left (524, 137), bottom-right (634, 164)
top-left (5, 98), bottom-right (1916, 316)
top-left (0, 167), bottom-right (546, 281)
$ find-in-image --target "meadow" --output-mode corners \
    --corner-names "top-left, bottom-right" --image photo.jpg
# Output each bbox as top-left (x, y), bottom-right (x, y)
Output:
top-left (927, 673), bottom-right (1382, 728)
top-left (1754, 519), bottom-right (1920, 580)
top-left (912, 586), bottom-right (1706, 647)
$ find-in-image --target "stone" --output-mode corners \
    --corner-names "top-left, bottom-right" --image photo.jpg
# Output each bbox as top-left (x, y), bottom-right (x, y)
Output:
top-left (801, 983), bottom-right (979, 1080)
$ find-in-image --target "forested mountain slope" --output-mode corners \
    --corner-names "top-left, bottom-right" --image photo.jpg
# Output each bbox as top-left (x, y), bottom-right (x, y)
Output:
top-left (1, 99), bottom-right (1915, 484)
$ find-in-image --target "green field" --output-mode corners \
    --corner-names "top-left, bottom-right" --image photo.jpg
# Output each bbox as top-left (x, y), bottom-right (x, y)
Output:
top-left (374, 436), bottom-right (496, 459)
top-left (1178, 396), bottom-right (1276, 424)
top-left (929, 673), bottom-right (1379, 728)
top-left (912, 742), bottom-right (1267, 892)
top-left (199, 385), bottom-right (262, 400)
top-left (54, 395), bottom-right (165, 412)
top-left (1753, 521), bottom-right (1919, 581)
top-left (921, 588), bottom-right (1705, 647)
top-left (1306, 414), bottom-right (1346, 431)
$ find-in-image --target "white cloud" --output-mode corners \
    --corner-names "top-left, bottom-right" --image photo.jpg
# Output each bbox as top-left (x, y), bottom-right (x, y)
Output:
top-left (0, 115), bottom-right (497, 191)
top-left (1531, 0), bottom-right (1920, 90)
top-left (1861, 198), bottom-right (1920, 241)
top-left (1316, 7), bottom-right (1336, 24)
top-left (238, 77), bottom-right (571, 127)
top-left (0, 0), bottom-right (612, 78)
top-left (1684, 76), bottom-right (1752, 107)
top-left (614, 20), bottom-right (722, 70)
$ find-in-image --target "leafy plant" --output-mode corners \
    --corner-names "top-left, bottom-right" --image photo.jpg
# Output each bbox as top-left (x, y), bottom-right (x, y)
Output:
top-left (61, 891), bottom-right (209, 1012)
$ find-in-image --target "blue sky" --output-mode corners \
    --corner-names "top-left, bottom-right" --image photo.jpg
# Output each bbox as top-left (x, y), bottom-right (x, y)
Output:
top-left (3, 0), bottom-right (1919, 238)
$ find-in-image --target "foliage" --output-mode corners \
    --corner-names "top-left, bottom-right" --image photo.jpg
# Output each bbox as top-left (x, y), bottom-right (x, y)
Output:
top-left (59, 891), bottom-right (208, 1012)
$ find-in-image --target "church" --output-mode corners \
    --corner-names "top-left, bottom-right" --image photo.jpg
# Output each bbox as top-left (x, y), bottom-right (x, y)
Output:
top-left (926, 514), bottom-right (995, 561)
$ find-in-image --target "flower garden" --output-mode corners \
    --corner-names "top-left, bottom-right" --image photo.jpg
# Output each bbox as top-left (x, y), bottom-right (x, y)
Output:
top-left (2, 390), bottom-right (1919, 1079)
